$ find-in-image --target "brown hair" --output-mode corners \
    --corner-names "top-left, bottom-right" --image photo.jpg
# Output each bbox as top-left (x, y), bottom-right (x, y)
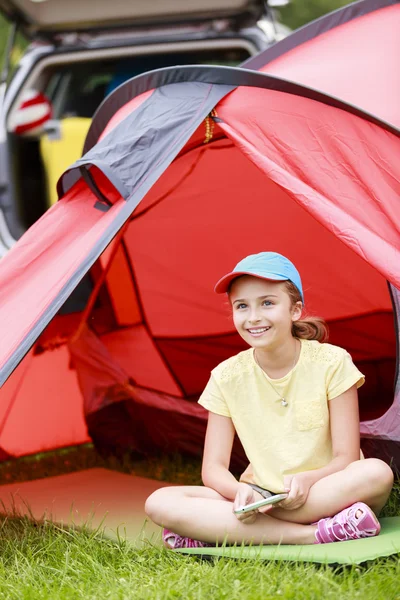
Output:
top-left (284, 281), bottom-right (329, 343)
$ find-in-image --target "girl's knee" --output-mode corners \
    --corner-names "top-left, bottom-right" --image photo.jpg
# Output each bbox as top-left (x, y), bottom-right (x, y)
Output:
top-left (370, 458), bottom-right (394, 489)
top-left (346, 458), bottom-right (394, 490)
top-left (361, 458), bottom-right (394, 491)
top-left (145, 487), bottom-right (172, 524)
top-left (145, 485), bottom-right (192, 525)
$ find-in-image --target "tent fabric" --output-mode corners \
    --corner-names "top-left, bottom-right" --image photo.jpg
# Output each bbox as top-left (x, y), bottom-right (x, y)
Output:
top-left (59, 80), bottom-right (233, 199)
top-left (361, 284), bottom-right (400, 440)
top-left (0, 173), bottom-right (126, 381)
top-left (0, 0), bottom-right (399, 463)
top-left (216, 88), bottom-right (400, 290)
top-left (243, 0), bottom-right (400, 129)
top-left (69, 324), bottom-right (248, 466)
top-left (0, 81), bottom-right (229, 386)
top-left (0, 348), bottom-right (89, 456)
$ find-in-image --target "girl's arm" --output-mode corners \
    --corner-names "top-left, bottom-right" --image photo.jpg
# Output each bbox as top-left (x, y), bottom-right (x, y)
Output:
top-left (282, 384), bottom-right (360, 509)
top-left (307, 383), bottom-right (361, 482)
top-left (201, 411), bottom-right (240, 500)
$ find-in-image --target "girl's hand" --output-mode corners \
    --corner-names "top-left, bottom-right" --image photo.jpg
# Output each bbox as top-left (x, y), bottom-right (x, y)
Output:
top-left (233, 483), bottom-right (273, 524)
top-left (279, 473), bottom-right (312, 510)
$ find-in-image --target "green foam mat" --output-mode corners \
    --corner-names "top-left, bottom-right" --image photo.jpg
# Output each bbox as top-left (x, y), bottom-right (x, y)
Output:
top-left (175, 517), bottom-right (400, 564)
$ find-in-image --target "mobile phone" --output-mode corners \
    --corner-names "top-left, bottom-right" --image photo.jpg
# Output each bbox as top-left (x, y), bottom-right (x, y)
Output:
top-left (234, 493), bottom-right (288, 515)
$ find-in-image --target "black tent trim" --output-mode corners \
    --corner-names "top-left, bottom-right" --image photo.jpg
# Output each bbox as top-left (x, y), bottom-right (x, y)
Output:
top-left (243, 0), bottom-right (400, 72)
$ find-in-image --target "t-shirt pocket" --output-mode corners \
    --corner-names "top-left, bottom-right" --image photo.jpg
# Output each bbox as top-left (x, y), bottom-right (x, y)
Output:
top-left (295, 397), bottom-right (325, 431)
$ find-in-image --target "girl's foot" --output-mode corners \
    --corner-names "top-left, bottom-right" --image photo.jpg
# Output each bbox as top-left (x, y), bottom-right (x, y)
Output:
top-left (163, 528), bottom-right (212, 549)
top-left (315, 502), bottom-right (381, 544)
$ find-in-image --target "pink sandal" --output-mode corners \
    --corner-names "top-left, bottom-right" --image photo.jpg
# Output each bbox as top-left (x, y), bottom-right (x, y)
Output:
top-left (163, 528), bottom-right (212, 549)
top-left (315, 502), bottom-right (381, 544)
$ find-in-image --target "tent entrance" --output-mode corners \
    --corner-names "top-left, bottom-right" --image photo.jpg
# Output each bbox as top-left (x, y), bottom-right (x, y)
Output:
top-left (0, 118), bottom-right (397, 463)
top-left (10, 130), bottom-right (392, 464)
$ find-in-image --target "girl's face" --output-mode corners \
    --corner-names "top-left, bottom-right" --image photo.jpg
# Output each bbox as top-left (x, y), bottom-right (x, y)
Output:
top-left (229, 276), bottom-right (302, 350)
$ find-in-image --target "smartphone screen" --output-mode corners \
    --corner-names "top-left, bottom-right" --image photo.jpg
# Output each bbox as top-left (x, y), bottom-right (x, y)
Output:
top-left (234, 493), bottom-right (288, 514)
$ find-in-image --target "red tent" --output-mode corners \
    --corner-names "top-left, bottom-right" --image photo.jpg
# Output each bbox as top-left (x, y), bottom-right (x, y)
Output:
top-left (0, 0), bottom-right (399, 468)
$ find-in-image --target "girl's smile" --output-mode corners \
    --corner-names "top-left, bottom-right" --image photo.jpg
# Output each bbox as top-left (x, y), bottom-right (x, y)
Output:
top-left (247, 326), bottom-right (271, 337)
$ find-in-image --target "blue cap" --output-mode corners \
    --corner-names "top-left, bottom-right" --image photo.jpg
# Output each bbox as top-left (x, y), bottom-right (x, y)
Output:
top-left (214, 252), bottom-right (304, 302)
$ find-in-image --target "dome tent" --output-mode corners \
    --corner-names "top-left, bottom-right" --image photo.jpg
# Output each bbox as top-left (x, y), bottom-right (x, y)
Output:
top-left (0, 0), bottom-right (399, 468)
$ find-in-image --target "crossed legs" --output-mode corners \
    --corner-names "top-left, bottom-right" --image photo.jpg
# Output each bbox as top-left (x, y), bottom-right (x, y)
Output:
top-left (145, 459), bottom-right (393, 546)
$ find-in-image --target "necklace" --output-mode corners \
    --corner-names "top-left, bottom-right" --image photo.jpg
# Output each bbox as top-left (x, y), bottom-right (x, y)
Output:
top-left (254, 342), bottom-right (299, 408)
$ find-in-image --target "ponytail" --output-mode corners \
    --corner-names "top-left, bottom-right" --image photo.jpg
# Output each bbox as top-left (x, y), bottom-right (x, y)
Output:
top-left (292, 317), bottom-right (329, 343)
top-left (284, 281), bottom-right (329, 343)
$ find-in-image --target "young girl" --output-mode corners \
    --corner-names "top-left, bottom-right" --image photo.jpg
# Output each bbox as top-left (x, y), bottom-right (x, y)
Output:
top-left (145, 252), bottom-right (394, 548)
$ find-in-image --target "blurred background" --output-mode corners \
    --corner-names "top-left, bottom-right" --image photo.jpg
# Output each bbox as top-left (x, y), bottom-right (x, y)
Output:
top-left (0, 1), bottom-right (354, 68)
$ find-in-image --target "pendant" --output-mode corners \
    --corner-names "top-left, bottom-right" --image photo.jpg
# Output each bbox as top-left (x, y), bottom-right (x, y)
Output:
top-left (281, 399), bottom-right (288, 407)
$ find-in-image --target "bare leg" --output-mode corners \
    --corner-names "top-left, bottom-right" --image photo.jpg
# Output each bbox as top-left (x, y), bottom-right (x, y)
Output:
top-left (145, 459), bottom-right (393, 546)
top-left (145, 485), bottom-right (316, 545)
top-left (271, 459), bottom-right (394, 524)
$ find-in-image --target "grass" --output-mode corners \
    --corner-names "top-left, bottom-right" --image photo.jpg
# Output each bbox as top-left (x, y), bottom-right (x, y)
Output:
top-left (0, 445), bottom-right (400, 599)
top-left (1, 516), bottom-right (400, 600)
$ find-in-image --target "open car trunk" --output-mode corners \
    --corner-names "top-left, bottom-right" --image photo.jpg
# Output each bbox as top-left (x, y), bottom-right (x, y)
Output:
top-left (0, 0), bottom-right (265, 39)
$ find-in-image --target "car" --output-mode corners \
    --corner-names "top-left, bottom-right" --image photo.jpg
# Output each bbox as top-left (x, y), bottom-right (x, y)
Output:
top-left (0, 0), bottom-right (289, 255)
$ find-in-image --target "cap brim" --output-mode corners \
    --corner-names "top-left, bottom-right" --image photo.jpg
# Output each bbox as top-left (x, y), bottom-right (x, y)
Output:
top-left (214, 271), bottom-right (287, 294)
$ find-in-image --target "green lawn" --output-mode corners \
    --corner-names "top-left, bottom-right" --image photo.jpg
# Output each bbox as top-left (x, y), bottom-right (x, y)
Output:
top-left (1, 516), bottom-right (400, 600)
top-left (0, 445), bottom-right (399, 600)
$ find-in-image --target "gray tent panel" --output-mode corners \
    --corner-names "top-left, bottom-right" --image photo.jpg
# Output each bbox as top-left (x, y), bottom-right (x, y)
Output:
top-left (58, 80), bottom-right (234, 201)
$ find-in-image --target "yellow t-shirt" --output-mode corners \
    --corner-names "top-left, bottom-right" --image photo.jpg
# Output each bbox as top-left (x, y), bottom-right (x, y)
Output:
top-left (198, 339), bottom-right (364, 493)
